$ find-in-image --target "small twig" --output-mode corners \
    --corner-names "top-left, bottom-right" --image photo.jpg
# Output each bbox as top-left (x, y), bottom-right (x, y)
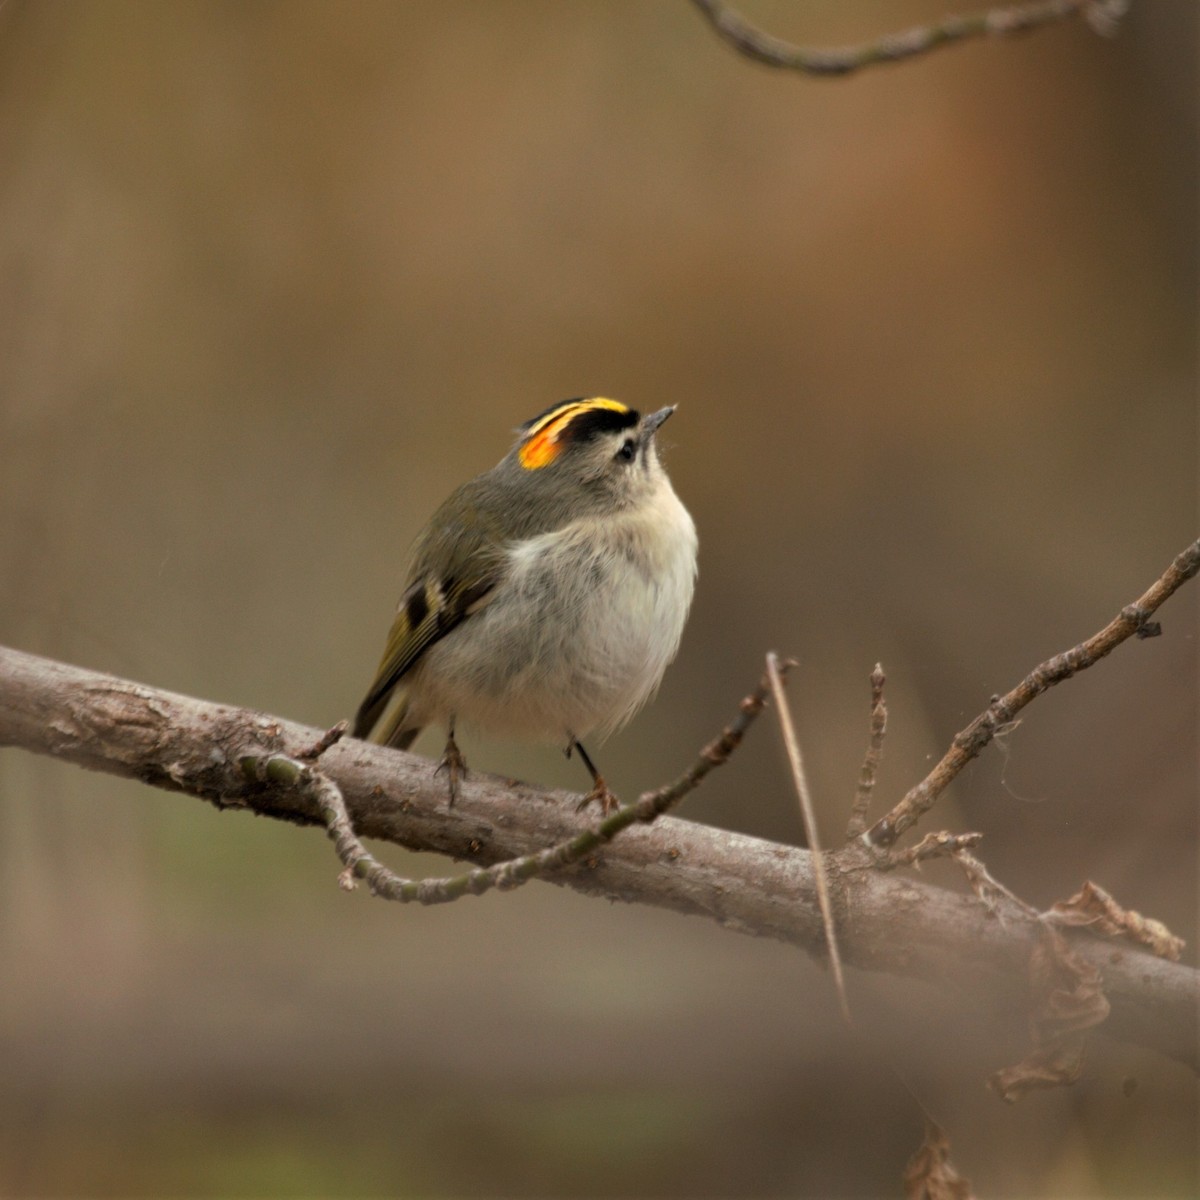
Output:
top-left (865, 538), bottom-right (1200, 849)
top-left (766, 653), bottom-right (850, 1024)
top-left (882, 830), bottom-right (984, 870)
top-left (846, 663), bottom-right (887, 840)
top-left (239, 666), bottom-right (779, 906)
top-left (297, 719), bottom-right (348, 761)
top-left (690, 0), bottom-right (1130, 78)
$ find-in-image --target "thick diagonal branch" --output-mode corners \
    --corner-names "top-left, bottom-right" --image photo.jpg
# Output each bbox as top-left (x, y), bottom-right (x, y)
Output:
top-left (0, 642), bottom-right (1193, 1069)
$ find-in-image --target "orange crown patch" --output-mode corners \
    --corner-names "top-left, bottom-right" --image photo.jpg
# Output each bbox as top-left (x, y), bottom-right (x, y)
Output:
top-left (517, 398), bottom-right (632, 470)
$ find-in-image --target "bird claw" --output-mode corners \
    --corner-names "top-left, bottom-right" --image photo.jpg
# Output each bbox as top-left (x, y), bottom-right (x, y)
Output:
top-left (576, 778), bottom-right (621, 816)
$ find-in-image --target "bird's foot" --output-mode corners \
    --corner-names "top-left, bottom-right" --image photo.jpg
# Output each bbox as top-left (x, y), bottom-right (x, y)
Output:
top-left (576, 777), bottom-right (621, 817)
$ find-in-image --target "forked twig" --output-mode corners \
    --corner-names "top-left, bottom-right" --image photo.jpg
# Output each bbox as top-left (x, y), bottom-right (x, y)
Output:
top-left (766, 653), bottom-right (850, 1024)
top-left (865, 539), bottom-right (1200, 849)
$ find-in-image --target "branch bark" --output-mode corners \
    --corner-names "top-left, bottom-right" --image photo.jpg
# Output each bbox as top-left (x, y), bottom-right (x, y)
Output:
top-left (0, 642), bottom-right (1194, 1070)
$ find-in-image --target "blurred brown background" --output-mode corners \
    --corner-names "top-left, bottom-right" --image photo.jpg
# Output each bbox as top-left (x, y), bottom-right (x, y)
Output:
top-left (0, 2), bottom-right (1195, 1196)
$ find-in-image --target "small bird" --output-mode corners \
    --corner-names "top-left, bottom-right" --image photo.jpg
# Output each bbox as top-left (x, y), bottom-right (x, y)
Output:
top-left (352, 398), bottom-right (698, 812)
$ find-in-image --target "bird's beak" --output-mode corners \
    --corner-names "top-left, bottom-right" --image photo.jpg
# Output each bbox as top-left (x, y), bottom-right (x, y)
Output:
top-left (641, 406), bottom-right (675, 438)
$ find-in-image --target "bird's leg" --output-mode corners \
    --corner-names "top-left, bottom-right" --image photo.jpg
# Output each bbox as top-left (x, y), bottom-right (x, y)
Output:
top-left (435, 716), bottom-right (467, 805)
top-left (568, 739), bottom-right (620, 815)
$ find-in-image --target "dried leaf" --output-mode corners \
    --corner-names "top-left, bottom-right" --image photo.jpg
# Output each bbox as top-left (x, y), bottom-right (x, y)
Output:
top-left (990, 925), bottom-right (1110, 1103)
top-left (903, 1118), bottom-right (975, 1200)
top-left (990, 1039), bottom-right (1086, 1101)
top-left (1046, 880), bottom-right (1185, 961)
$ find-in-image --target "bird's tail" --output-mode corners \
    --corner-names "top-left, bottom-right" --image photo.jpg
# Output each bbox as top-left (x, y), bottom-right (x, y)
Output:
top-left (352, 693), bottom-right (423, 750)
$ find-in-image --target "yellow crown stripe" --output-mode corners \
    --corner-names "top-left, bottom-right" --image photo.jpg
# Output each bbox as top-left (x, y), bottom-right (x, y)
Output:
top-left (518, 398), bottom-right (629, 470)
top-left (522, 398), bottom-right (629, 440)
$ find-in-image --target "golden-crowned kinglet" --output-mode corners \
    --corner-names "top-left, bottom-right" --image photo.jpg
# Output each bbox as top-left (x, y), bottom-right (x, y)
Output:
top-left (352, 398), bottom-right (697, 811)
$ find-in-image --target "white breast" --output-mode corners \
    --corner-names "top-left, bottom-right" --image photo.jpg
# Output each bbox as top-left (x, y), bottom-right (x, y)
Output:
top-left (407, 482), bottom-right (697, 746)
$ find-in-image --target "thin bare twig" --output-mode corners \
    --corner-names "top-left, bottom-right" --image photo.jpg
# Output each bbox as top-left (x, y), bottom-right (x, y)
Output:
top-left (766, 653), bottom-right (850, 1023)
top-left (883, 830), bottom-right (984, 869)
top-left (239, 667), bottom-right (780, 905)
top-left (690, 0), bottom-right (1130, 78)
top-left (846, 663), bottom-right (887, 840)
top-left (864, 538), bottom-right (1200, 849)
top-left (297, 718), bottom-right (349, 760)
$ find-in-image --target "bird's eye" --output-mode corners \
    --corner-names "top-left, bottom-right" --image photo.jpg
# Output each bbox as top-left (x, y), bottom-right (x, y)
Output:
top-left (616, 438), bottom-right (637, 463)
